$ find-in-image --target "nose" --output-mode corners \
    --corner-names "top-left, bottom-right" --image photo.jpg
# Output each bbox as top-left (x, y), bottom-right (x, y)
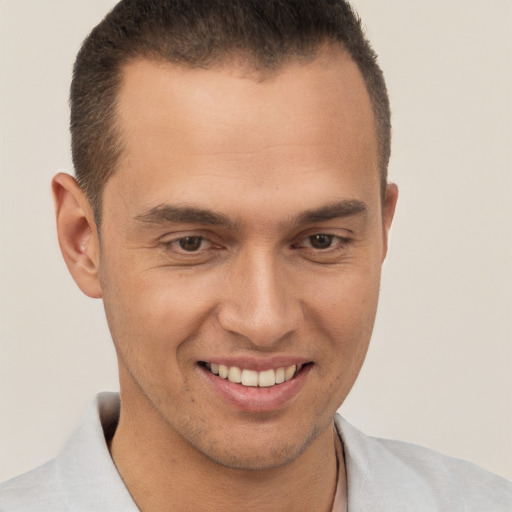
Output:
top-left (217, 249), bottom-right (303, 347)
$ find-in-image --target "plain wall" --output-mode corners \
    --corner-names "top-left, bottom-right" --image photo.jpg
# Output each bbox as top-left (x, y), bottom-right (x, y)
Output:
top-left (1, 0), bottom-right (511, 482)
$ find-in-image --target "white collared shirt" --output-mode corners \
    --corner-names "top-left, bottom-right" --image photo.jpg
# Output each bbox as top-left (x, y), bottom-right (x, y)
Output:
top-left (1, 392), bottom-right (511, 511)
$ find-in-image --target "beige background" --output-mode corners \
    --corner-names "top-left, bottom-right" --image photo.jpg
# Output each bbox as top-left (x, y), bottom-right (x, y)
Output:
top-left (1, 1), bottom-right (511, 482)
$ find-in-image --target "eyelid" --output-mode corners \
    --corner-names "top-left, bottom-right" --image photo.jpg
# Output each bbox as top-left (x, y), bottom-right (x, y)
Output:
top-left (292, 230), bottom-right (352, 247)
top-left (158, 231), bottom-right (216, 252)
top-left (301, 235), bottom-right (347, 249)
top-left (290, 232), bottom-right (353, 266)
top-left (159, 228), bottom-right (214, 242)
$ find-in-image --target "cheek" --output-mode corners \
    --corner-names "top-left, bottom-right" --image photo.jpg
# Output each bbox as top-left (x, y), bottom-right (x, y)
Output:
top-left (308, 261), bottom-right (381, 326)
top-left (304, 262), bottom-right (381, 377)
top-left (100, 264), bottom-right (219, 356)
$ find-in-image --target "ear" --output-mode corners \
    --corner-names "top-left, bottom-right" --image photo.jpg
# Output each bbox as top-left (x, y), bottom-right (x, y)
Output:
top-left (52, 173), bottom-right (102, 298)
top-left (381, 183), bottom-right (398, 262)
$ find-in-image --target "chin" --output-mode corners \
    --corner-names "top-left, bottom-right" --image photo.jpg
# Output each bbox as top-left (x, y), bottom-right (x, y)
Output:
top-left (183, 417), bottom-right (323, 472)
top-left (201, 440), bottom-right (309, 471)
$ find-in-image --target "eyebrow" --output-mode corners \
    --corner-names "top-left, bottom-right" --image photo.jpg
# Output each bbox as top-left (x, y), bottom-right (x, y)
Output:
top-left (293, 200), bottom-right (367, 225)
top-left (134, 205), bottom-right (235, 228)
top-left (134, 199), bottom-right (367, 229)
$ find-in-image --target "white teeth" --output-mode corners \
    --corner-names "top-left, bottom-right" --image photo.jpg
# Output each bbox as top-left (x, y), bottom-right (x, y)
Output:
top-left (206, 363), bottom-right (301, 387)
top-left (258, 369), bottom-right (276, 387)
top-left (218, 364), bottom-right (229, 379)
top-left (228, 366), bottom-right (242, 384)
top-left (241, 369), bottom-right (258, 387)
top-left (285, 365), bottom-right (297, 380)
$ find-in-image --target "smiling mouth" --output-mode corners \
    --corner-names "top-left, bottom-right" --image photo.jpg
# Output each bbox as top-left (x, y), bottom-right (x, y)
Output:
top-left (199, 362), bottom-right (312, 388)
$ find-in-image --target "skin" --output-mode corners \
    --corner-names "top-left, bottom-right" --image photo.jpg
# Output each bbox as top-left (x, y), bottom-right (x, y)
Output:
top-left (53, 45), bottom-right (397, 511)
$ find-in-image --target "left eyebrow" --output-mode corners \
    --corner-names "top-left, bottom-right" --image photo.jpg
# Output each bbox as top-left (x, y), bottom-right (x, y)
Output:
top-left (293, 200), bottom-right (368, 225)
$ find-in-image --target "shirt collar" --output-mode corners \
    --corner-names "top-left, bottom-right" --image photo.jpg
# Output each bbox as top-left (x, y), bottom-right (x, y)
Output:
top-left (55, 392), bottom-right (137, 511)
top-left (57, 393), bottom-right (352, 511)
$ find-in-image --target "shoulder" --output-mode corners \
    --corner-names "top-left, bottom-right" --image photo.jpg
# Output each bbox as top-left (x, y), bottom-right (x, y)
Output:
top-left (0, 393), bottom-right (135, 512)
top-left (335, 415), bottom-right (512, 512)
top-left (0, 460), bottom-right (68, 512)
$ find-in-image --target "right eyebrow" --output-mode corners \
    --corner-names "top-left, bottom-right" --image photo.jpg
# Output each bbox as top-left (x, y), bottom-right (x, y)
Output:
top-left (134, 204), bottom-right (236, 228)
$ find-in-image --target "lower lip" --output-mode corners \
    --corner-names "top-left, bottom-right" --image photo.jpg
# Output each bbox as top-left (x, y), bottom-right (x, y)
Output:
top-left (199, 364), bottom-right (312, 413)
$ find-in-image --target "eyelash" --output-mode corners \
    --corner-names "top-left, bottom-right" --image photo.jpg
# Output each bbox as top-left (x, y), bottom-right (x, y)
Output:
top-left (160, 233), bottom-right (351, 256)
top-left (293, 233), bottom-right (351, 251)
top-left (161, 236), bottom-right (217, 254)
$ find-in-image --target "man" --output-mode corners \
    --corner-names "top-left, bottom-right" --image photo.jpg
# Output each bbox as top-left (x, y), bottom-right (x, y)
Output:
top-left (1, 1), bottom-right (510, 510)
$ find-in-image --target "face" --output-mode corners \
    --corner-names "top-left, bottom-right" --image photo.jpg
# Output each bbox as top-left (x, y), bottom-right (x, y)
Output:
top-left (96, 47), bottom-right (396, 470)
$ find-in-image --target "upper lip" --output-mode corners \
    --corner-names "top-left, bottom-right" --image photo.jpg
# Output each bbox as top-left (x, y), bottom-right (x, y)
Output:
top-left (198, 355), bottom-right (313, 372)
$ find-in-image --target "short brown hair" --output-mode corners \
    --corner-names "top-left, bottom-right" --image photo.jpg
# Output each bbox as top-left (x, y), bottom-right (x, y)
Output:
top-left (71, 0), bottom-right (391, 224)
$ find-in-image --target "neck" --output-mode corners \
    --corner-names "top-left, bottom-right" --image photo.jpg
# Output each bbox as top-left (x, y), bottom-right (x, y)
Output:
top-left (109, 392), bottom-right (345, 512)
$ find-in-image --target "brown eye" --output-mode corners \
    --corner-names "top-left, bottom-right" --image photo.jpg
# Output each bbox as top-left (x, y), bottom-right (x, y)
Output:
top-left (308, 234), bottom-right (334, 249)
top-left (178, 236), bottom-right (203, 251)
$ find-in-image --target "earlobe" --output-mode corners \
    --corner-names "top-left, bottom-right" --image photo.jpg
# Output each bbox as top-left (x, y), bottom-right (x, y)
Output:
top-left (52, 173), bottom-right (102, 298)
top-left (381, 183), bottom-right (398, 262)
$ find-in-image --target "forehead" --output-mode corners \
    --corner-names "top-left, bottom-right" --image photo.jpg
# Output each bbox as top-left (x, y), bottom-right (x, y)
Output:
top-left (106, 46), bottom-right (379, 220)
